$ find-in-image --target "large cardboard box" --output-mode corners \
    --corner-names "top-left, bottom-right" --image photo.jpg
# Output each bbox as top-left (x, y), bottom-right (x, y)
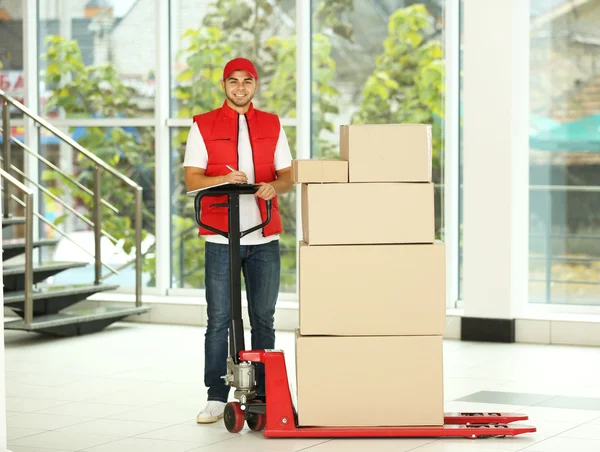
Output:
top-left (299, 241), bottom-right (445, 336)
top-left (296, 334), bottom-right (444, 427)
top-left (301, 182), bottom-right (434, 245)
top-left (340, 124), bottom-right (432, 182)
top-left (292, 159), bottom-right (348, 183)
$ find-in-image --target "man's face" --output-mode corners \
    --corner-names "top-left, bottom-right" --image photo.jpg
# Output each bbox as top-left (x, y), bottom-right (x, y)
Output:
top-left (222, 70), bottom-right (257, 107)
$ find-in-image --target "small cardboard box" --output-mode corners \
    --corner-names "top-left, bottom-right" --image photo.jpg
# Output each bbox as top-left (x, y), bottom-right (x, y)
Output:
top-left (340, 124), bottom-right (432, 182)
top-left (301, 182), bottom-right (434, 245)
top-left (292, 159), bottom-right (348, 184)
top-left (296, 333), bottom-right (444, 427)
top-left (299, 241), bottom-right (446, 336)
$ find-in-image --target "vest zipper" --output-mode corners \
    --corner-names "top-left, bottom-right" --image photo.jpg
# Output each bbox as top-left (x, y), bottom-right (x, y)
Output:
top-left (244, 114), bottom-right (265, 237)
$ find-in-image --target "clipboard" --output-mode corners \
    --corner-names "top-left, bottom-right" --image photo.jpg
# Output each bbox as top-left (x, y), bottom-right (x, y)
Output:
top-left (186, 182), bottom-right (229, 197)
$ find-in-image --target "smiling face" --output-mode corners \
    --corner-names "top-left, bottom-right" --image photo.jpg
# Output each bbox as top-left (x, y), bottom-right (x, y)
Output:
top-left (222, 70), bottom-right (258, 112)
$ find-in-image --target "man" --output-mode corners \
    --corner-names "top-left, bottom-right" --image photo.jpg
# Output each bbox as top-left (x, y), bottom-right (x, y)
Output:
top-left (183, 57), bottom-right (294, 424)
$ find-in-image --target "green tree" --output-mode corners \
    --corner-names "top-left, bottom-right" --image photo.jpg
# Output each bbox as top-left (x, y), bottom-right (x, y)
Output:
top-left (42, 1), bottom-right (346, 292)
top-left (314, 0), bottom-right (355, 41)
top-left (40, 1), bottom-right (443, 290)
top-left (171, 0), bottom-right (347, 291)
top-left (41, 35), bottom-right (155, 279)
top-left (352, 4), bottom-right (444, 170)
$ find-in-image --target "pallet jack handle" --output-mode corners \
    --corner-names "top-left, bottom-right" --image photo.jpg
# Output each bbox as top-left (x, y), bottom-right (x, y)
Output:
top-left (194, 183), bottom-right (272, 364)
top-left (194, 184), bottom-right (272, 239)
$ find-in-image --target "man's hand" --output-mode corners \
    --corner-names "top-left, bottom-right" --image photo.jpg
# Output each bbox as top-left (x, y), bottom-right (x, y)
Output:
top-left (254, 182), bottom-right (276, 200)
top-left (223, 170), bottom-right (248, 184)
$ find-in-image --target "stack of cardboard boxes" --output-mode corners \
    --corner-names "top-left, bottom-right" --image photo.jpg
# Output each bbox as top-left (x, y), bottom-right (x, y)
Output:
top-left (292, 124), bottom-right (446, 427)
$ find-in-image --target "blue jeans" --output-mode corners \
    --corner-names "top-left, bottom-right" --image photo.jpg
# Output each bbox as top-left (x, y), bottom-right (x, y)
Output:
top-left (204, 240), bottom-right (280, 402)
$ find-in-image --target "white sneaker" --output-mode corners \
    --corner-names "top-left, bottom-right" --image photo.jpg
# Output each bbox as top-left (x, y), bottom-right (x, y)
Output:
top-left (196, 401), bottom-right (226, 424)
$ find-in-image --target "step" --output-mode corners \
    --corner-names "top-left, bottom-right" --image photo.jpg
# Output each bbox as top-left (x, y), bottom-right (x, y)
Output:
top-left (2, 238), bottom-right (60, 261)
top-left (4, 283), bottom-right (120, 316)
top-left (4, 305), bottom-right (151, 336)
top-left (2, 216), bottom-right (25, 228)
top-left (3, 261), bottom-right (89, 291)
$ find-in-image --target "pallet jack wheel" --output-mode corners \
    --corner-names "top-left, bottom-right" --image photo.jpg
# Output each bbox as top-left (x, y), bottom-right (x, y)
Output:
top-left (224, 402), bottom-right (245, 433)
top-left (246, 411), bottom-right (267, 431)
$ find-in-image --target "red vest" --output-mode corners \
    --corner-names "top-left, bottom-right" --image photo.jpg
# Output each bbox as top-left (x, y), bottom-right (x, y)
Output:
top-left (193, 101), bottom-right (283, 237)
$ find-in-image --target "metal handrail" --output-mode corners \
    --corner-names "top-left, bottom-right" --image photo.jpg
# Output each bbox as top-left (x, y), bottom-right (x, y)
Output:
top-left (10, 194), bottom-right (119, 276)
top-left (530, 255), bottom-right (600, 262)
top-left (10, 165), bottom-right (119, 245)
top-left (528, 185), bottom-right (600, 302)
top-left (0, 168), bottom-right (34, 326)
top-left (530, 184), bottom-right (600, 192)
top-left (0, 90), bottom-right (139, 187)
top-left (529, 278), bottom-right (600, 286)
top-left (0, 129), bottom-right (119, 214)
top-left (531, 232), bottom-right (600, 240)
top-left (1, 90), bottom-right (143, 306)
top-left (100, 236), bottom-right (156, 281)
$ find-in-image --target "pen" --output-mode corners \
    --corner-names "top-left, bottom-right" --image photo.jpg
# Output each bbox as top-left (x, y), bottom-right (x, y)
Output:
top-left (226, 165), bottom-right (235, 172)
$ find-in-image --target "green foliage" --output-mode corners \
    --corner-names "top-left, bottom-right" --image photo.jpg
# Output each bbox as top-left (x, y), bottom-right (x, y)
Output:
top-left (42, 35), bottom-right (141, 117)
top-left (171, 215), bottom-right (206, 288)
top-left (311, 34), bottom-right (341, 158)
top-left (170, 0), bottom-right (343, 289)
top-left (314, 0), bottom-right (355, 41)
top-left (352, 4), bottom-right (444, 169)
top-left (41, 35), bottom-right (154, 274)
top-left (40, 1), bottom-right (444, 291)
top-left (174, 27), bottom-right (233, 117)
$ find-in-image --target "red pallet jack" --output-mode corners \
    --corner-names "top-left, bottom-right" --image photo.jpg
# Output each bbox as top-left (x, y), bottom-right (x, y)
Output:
top-left (194, 184), bottom-right (536, 439)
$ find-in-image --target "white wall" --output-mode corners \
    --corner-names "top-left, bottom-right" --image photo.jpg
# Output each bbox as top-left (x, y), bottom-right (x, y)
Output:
top-left (110, 0), bottom-right (157, 77)
top-left (0, 0), bottom-right (22, 18)
top-left (109, 0), bottom-right (214, 78)
top-left (38, 0), bottom-right (89, 19)
top-left (462, 0), bottom-right (530, 320)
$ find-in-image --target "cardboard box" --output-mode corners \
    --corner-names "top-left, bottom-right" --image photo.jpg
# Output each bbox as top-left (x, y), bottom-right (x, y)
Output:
top-left (340, 124), bottom-right (432, 182)
top-left (296, 334), bottom-right (444, 427)
top-left (301, 182), bottom-right (434, 245)
top-left (299, 241), bottom-right (445, 336)
top-left (292, 159), bottom-right (348, 184)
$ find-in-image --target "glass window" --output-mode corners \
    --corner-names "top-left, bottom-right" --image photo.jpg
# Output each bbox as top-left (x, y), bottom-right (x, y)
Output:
top-left (170, 125), bottom-right (297, 292)
top-left (169, 0), bottom-right (298, 293)
top-left (1, 1), bottom-right (25, 230)
top-left (529, 0), bottom-right (600, 305)
top-left (170, 0), bottom-right (296, 118)
top-left (0, 0), bottom-right (24, 118)
top-left (38, 126), bottom-right (156, 288)
top-left (38, 0), bottom-right (155, 117)
top-left (0, 131), bottom-right (26, 240)
top-left (170, 127), bottom-right (204, 289)
top-left (279, 125), bottom-right (298, 294)
top-left (310, 0), bottom-right (446, 238)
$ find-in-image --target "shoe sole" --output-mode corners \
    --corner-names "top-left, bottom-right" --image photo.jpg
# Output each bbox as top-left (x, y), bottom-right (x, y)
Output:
top-left (196, 413), bottom-right (224, 424)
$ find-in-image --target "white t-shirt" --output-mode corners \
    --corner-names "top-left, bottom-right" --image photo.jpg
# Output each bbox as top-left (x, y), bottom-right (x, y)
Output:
top-left (183, 115), bottom-right (292, 245)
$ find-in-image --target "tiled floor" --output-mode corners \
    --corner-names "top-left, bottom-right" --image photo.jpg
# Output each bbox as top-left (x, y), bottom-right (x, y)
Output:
top-left (4, 322), bottom-right (600, 451)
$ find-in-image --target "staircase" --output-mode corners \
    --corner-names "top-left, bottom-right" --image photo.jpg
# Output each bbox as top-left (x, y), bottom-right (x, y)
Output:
top-left (1, 90), bottom-right (150, 336)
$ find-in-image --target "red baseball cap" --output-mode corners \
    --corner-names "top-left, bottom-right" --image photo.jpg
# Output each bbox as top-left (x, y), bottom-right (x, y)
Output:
top-left (223, 58), bottom-right (259, 80)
